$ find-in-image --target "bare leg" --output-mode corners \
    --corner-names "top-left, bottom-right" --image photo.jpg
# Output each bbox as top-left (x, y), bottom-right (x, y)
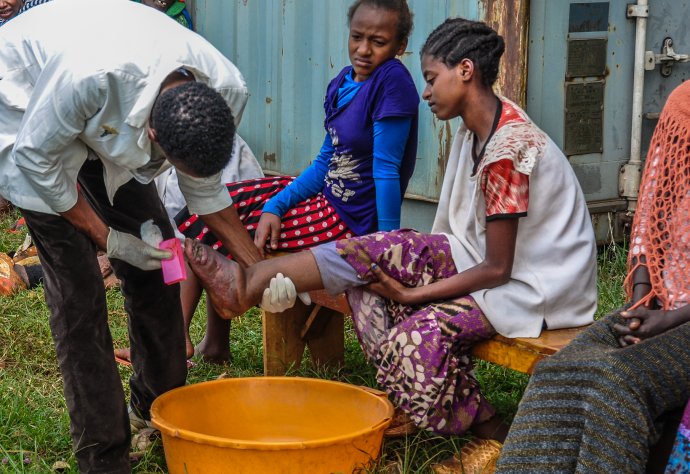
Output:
top-left (115, 262), bottom-right (199, 364)
top-left (184, 259), bottom-right (232, 363)
top-left (183, 239), bottom-right (325, 318)
top-left (179, 263), bottom-right (202, 360)
top-left (196, 299), bottom-right (232, 364)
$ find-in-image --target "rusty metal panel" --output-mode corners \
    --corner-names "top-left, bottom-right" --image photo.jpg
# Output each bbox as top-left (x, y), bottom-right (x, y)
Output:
top-left (566, 38), bottom-right (607, 77)
top-left (564, 81), bottom-right (605, 155)
top-left (480, 0), bottom-right (530, 107)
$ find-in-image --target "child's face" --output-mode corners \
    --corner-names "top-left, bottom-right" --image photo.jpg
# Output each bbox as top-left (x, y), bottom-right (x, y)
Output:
top-left (0, 0), bottom-right (23, 21)
top-left (421, 54), bottom-right (467, 121)
top-left (348, 4), bottom-right (406, 82)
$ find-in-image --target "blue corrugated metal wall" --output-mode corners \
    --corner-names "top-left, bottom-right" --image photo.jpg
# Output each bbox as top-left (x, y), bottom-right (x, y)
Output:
top-left (193, 0), bottom-right (483, 230)
top-left (192, 0), bottom-right (690, 240)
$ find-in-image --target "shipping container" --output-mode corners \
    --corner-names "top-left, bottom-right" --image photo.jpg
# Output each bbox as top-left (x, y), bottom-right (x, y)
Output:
top-left (188, 0), bottom-right (690, 243)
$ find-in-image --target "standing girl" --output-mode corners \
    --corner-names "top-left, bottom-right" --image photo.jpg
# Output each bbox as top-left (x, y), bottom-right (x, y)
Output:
top-left (183, 17), bottom-right (597, 473)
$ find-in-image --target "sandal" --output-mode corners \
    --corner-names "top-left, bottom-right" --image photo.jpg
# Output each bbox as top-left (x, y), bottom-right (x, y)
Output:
top-left (384, 407), bottom-right (418, 438)
top-left (7, 216), bottom-right (26, 234)
top-left (431, 439), bottom-right (502, 474)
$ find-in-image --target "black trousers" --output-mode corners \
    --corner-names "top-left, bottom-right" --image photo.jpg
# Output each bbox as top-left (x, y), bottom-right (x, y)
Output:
top-left (20, 159), bottom-right (187, 473)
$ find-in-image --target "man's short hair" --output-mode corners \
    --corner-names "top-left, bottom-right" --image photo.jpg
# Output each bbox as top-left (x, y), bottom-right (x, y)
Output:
top-left (151, 81), bottom-right (235, 177)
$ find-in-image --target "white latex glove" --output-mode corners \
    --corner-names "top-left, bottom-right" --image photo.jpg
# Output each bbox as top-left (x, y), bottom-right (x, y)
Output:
top-left (106, 227), bottom-right (172, 271)
top-left (260, 273), bottom-right (312, 313)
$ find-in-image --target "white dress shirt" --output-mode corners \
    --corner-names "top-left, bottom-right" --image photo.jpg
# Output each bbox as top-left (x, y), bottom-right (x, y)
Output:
top-left (0, 0), bottom-right (248, 216)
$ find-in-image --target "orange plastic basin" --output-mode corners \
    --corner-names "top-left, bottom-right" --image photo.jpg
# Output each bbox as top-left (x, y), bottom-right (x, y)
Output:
top-left (151, 377), bottom-right (394, 474)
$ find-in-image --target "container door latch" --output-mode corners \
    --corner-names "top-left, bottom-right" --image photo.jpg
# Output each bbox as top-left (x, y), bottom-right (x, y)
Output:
top-left (645, 37), bottom-right (689, 77)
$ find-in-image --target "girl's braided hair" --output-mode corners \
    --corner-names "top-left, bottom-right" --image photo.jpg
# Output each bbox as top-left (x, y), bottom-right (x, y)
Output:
top-left (347, 0), bottom-right (414, 43)
top-left (421, 18), bottom-right (505, 87)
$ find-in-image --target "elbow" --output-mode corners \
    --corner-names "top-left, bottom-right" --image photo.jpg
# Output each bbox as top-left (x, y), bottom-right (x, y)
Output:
top-left (485, 263), bottom-right (513, 288)
top-left (493, 272), bottom-right (512, 288)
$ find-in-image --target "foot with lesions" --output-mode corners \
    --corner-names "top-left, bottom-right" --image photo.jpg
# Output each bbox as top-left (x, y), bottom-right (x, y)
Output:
top-left (184, 239), bottom-right (251, 319)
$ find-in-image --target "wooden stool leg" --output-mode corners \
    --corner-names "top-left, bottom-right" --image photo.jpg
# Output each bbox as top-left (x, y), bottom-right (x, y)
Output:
top-left (305, 308), bottom-right (344, 370)
top-left (262, 300), bottom-right (310, 376)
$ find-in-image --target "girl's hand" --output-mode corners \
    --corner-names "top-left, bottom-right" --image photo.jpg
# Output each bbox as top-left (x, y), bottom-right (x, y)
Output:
top-left (367, 263), bottom-right (416, 305)
top-left (613, 308), bottom-right (674, 346)
top-left (254, 213), bottom-right (282, 251)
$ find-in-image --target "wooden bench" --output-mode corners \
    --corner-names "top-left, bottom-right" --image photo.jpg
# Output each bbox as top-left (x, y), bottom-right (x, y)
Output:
top-left (262, 290), bottom-right (349, 376)
top-left (262, 289), bottom-right (589, 376)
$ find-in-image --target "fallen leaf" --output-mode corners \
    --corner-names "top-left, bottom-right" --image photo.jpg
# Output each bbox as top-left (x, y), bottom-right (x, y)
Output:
top-left (52, 461), bottom-right (70, 472)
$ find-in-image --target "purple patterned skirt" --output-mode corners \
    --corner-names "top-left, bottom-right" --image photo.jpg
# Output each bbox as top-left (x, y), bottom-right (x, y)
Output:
top-left (666, 401), bottom-right (690, 473)
top-left (335, 230), bottom-right (496, 435)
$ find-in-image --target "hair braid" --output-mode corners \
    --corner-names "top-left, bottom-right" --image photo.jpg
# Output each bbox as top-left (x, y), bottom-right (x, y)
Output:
top-left (421, 18), bottom-right (505, 87)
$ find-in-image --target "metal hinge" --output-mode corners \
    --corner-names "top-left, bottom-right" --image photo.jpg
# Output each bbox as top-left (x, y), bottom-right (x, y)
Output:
top-left (626, 4), bottom-right (649, 18)
top-left (645, 37), bottom-right (690, 76)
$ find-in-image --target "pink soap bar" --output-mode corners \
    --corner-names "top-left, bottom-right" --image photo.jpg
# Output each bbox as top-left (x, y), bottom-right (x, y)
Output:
top-left (159, 238), bottom-right (187, 285)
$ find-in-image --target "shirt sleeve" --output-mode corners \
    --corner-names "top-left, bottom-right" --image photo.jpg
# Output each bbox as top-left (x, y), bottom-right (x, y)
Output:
top-left (371, 62), bottom-right (419, 121)
top-left (262, 133), bottom-right (332, 217)
top-left (216, 85), bottom-right (250, 128)
top-left (481, 159), bottom-right (529, 220)
top-left (212, 59), bottom-right (249, 127)
top-left (373, 116), bottom-right (412, 231)
top-left (176, 169), bottom-right (233, 216)
top-left (13, 66), bottom-right (104, 213)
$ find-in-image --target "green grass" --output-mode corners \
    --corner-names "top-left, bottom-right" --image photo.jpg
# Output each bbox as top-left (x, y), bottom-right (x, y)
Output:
top-left (0, 210), bottom-right (628, 473)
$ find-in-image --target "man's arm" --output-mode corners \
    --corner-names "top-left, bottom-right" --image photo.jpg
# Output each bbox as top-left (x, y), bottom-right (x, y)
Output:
top-left (200, 205), bottom-right (262, 267)
top-left (60, 193), bottom-right (109, 250)
top-left (175, 168), bottom-right (262, 267)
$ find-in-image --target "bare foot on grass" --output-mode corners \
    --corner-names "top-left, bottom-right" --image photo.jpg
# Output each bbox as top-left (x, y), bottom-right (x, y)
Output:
top-left (184, 239), bottom-right (249, 319)
top-left (195, 337), bottom-right (231, 365)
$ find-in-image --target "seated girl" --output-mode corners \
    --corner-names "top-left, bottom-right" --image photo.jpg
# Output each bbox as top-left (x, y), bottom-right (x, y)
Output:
top-left (176, 0), bottom-right (420, 362)
top-left (496, 80), bottom-right (690, 474)
top-left (183, 16), bottom-right (597, 472)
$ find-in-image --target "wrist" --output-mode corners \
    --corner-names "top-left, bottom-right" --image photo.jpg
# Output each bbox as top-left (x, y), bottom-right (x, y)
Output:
top-left (262, 199), bottom-right (285, 218)
top-left (403, 286), bottom-right (422, 305)
top-left (669, 306), bottom-right (690, 326)
top-left (632, 281), bottom-right (652, 304)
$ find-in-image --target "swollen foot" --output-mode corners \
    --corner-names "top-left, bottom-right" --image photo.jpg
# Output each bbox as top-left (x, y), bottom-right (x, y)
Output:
top-left (184, 239), bottom-right (249, 319)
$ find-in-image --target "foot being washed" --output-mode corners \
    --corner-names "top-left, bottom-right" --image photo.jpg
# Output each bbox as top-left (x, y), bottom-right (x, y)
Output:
top-left (184, 239), bottom-right (250, 319)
